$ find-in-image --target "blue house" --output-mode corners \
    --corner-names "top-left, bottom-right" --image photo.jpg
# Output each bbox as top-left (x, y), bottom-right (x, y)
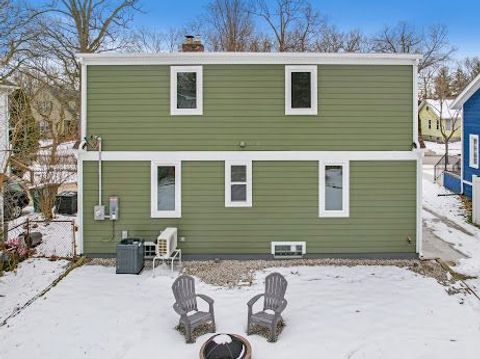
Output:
top-left (448, 74), bottom-right (480, 197)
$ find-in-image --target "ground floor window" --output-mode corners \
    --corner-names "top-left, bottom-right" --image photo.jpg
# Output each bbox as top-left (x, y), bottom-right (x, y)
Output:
top-left (225, 160), bottom-right (252, 207)
top-left (470, 134), bottom-right (479, 169)
top-left (319, 161), bottom-right (350, 217)
top-left (151, 161), bottom-right (181, 217)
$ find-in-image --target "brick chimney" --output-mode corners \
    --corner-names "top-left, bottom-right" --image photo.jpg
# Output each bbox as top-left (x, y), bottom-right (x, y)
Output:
top-left (181, 35), bottom-right (204, 52)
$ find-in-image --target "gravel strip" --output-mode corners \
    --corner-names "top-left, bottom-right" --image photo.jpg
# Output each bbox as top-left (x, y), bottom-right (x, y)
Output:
top-left (84, 257), bottom-right (451, 287)
top-left (182, 259), bottom-right (451, 287)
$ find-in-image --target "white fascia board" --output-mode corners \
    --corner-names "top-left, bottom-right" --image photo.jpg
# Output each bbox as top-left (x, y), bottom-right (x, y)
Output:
top-left (452, 73), bottom-right (480, 110)
top-left (416, 149), bottom-right (423, 256)
top-left (80, 63), bottom-right (87, 140)
top-left (79, 150), bottom-right (420, 162)
top-left (76, 52), bottom-right (422, 66)
top-left (413, 61), bottom-right (420, 147)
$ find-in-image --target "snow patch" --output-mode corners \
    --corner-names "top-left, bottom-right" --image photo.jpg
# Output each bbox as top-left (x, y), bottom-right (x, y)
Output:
top-left (0, 265), bottom-right (479, 359)
top-left (213, 334), bottom-right (232, 345)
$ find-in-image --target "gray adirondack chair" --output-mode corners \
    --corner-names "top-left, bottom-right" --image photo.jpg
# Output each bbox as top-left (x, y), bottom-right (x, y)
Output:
top-left (247, 272), bottom-right (288, 342)
top-left (172, 275), bottom-right (215, 343)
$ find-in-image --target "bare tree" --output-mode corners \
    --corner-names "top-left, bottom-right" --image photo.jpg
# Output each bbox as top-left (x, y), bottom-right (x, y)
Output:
top-left (163, 28), bottom-right (183, 52)
top-left (314, 25), bottom-right (367, 53)
top-left (248, 33), bottom-right (273, 52)
top-left (434, 67), bottom-right (461, 171)
top-left (205, 0), bottom-right (256, 51)
top-left (451, 66), bottom-right (469, 97)
top-left (463, 57), bottom-right (480, 80)
top-left (343, 29), bottom-right (368, 52)
top-left (370, 22), bottom-right (454, 71)
top-left (251, 0), bottom-right (321, 52)
top-left (130, 27), bottom-right (165, 53)
top-left (0, 0), bottom-right (43, 81)
top-left (24, 0), bottom-right (141, 132)
top-left (129, 27), bottom-right (182, 53)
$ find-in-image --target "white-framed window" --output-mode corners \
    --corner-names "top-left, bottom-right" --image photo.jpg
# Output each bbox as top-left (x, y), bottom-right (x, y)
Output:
top-left (285, 65), bottom-right (317, 115)
top-left (319, 161), bottom-right (350, 217)
top-left (170, 66), bottom-right (203, 115)
top-left (151, 161), bottom-right (181, 218)
top-left (428, 120), bottom-right (432, 129)
top-left (436, 120), bottom-right (440, 130)
top-left (225, 160), bottom-right (252, 207)
top-left (470, 134), bottom-right (479, 169)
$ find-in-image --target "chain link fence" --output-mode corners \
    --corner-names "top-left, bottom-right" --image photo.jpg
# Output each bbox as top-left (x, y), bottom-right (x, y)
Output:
top-left (7, 219), bottom-right (77, 260)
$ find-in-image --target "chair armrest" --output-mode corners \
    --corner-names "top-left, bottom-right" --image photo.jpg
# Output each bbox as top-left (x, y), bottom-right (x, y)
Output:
top-left (173, 303), bottom-right (187, 317)
top-left (197, 294), bottom-right (215, 314)
top-left (274, 299), bottom-right (288, 315)
top-left (197, 294), bottom-right (214, 305)
top-left (247, 294), bottom-right (264, 308)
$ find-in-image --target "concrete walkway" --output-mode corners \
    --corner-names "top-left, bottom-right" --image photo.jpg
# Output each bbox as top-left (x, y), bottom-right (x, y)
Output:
top-left (422, 208), bottom-right (467, 262)
top-left (421, 163), bottom-right (468, 262)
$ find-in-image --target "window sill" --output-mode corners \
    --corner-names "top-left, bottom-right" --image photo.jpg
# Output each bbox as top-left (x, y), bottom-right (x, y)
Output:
top-left (285, 109), bottom-right (318, 116)
top-left (151, 211), bottom-right (182, 218)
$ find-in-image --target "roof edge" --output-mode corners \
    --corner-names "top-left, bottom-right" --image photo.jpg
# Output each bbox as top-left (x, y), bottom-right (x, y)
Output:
top-left (76, 52), bottom-right (422, 66)
top-left (452, 73), bottom-right (480, 110)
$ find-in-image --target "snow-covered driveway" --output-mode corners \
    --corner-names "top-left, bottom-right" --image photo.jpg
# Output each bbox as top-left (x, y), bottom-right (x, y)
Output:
top-left (1, 264), bottom-right (479, 359)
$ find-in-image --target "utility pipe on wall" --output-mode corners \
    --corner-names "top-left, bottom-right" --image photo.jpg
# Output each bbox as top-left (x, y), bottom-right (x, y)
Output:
top-left (97, 136), bottom-right (102, 206)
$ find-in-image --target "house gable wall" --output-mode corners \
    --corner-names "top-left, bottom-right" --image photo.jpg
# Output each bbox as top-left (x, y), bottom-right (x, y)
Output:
top-left (463, 90), bottom-right (480, 196)
top-left (419, 105), bottom-right (461, 142)
top-left (86, 64), bottom-right (414, 151)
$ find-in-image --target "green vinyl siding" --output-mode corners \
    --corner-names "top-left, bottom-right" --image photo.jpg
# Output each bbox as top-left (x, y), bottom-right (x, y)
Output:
top-left (82, 160), bottom-right (417, 255)
top-left (86, 65), bottom-right (413, 151)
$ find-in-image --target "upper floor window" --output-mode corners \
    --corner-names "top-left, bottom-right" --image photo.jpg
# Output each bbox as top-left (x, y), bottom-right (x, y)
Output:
top-left (319, 161), bottom-right (350, 218)
top-left (170, 66), bottom-right (203, 115)
top-left (225, 160), bottom-right (252, 207)
top-left (285, 65), bottom-right (317, 115)
top-left (470, 134), bottom-right (479, 169)
top-left (428, 120), bottom-right (432, 129)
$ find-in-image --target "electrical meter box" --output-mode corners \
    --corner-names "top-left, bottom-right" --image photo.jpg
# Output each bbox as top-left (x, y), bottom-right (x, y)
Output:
top-left (94, 205), bottom-right (105, 221)
top-left (109, 196), bottom-right (119, 220)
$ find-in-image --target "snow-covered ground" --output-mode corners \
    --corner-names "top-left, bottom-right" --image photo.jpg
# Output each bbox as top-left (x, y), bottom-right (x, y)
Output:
top-left (422, 170), bottom-right (480, 277)
top-left (0, 264), bottom-right (479, 359)
top-left (424, 141), bottom-right (462, 156)
top-left (0, 258), bottom-right (69, 321)
top-left (7, 207), bottom-right (77, 258)
top-left (422, 176), bottom-right (467, 224)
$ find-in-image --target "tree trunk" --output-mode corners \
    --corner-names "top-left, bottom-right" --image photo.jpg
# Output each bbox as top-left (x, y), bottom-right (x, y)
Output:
top-left (444, 141), bottom-right (449, 172)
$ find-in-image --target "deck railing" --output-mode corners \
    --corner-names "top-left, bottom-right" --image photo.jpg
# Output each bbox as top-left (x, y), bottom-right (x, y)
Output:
top-left (433, 154), bottom-right (461, 182)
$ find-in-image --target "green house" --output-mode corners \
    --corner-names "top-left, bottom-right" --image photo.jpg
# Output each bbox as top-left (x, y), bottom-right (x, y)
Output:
top-left (77, 51), bottom-right (422, 259)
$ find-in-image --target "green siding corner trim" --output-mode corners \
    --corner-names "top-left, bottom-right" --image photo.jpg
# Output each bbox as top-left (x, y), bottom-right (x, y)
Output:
top-left (86, 65), bottom-right (413, 151)
top-left (82, 160), bottom-right (417, 255)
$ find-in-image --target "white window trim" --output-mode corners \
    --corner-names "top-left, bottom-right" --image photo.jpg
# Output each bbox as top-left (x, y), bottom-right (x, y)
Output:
top-left (285, 65), bottom-right (318, 115)
top-left (170, 66), bottom-right (203, 115)
top-left (225, 160), bottom-right (252, 207)
top-left (319, 160), bottom-right (350, 218)
top-left (470, 134), bottom-right (479, 169)
top-left (151, 161), bottom-right (182, 218)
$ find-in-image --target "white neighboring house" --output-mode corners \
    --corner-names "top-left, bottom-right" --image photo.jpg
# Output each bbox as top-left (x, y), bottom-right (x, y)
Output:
top-left (0, 80), bottom-right (17, 229)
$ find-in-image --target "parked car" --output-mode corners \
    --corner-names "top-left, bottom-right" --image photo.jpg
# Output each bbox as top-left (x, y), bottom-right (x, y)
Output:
top-left (3, 179), bottom-right (30, 220)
